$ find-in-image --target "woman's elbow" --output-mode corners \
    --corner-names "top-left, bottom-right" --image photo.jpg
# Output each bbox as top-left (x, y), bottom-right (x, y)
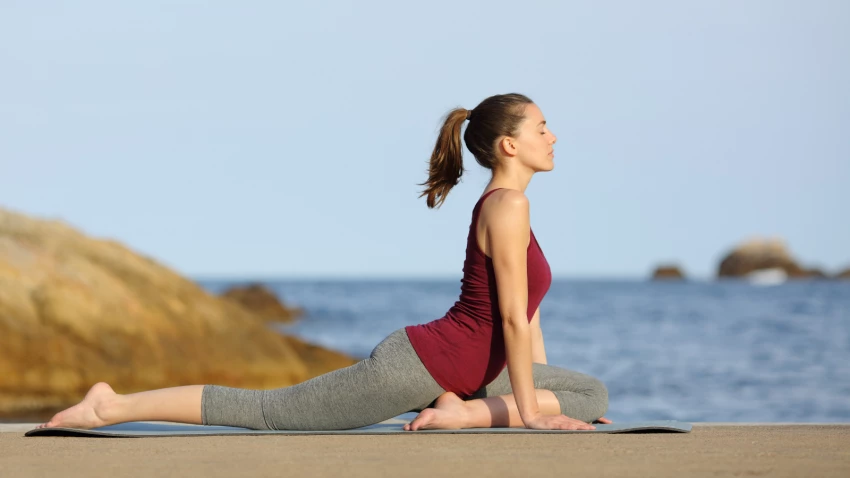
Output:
top-left (501, 310), bottom-right (531, 328)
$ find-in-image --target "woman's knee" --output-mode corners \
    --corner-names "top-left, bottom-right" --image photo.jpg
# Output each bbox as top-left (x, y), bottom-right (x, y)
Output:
top-left (550, 373), bottom-right (609, 421)
top-left (585, 377), bottom-right (609, 418)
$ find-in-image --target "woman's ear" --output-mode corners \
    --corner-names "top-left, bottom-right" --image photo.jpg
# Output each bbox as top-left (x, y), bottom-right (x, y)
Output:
top-left (498, 136), bottom-right (518, 157)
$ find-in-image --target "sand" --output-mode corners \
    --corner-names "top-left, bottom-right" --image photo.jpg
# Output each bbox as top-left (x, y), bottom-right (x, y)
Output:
top-left (2, 423), bottom-right (849, 477)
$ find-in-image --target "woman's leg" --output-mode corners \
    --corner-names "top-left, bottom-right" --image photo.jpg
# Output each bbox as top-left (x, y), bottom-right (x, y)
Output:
top-left (203, 328), bottom-right (445, 430)
top-left (37, 382), bottom-right (203, 429)
top-left (461, 363), bottom-right (609, 426)
top-left (404, 363), bottom-right (608, 430)
top-left (40, 328), bottom-right (446, 431)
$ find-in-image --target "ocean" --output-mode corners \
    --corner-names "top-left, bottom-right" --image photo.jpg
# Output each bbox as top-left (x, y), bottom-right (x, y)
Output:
top-left (200, 279), bottom-right (850, 423)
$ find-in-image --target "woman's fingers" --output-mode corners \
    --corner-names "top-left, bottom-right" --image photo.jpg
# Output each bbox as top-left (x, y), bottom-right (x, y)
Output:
top-left (525, 414), bottom-right (597, 430)
top-left (594, 416), bottom-right (613, 424)
top-left (559, 416), bottom-right (595, 430)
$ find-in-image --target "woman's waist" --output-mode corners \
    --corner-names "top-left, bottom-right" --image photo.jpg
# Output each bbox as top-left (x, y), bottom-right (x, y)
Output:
top-left (408, 316), bottom-right (502, 354)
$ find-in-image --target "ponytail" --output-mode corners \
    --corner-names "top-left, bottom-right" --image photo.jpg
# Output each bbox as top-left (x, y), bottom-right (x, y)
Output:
top-left (418, 93), bottom-right (533, 209)
top-left (418, 108), bottom-right (469, 209)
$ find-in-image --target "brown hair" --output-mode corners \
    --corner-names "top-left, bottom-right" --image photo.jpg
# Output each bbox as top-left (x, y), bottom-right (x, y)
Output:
top-left (418, 93), bottom-right (534, 208)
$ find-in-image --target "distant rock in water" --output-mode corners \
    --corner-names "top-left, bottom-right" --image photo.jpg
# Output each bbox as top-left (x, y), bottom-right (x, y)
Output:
top-left (802, 268), bottom-right (828, 279)
top-left (837, 268), bottom-right (850, 280)
top-left (651, 264), bottom-right (686, 280)
top-left (717, 238), bottom-right (822, 279)
top-left (0, 207), bottom-right (357, 417)
top-left (221, 284), bottom-right (302, 323)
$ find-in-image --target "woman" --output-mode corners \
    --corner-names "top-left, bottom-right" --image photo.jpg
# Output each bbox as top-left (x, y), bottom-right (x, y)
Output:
top-left (37, 93), bottom-right (610, 432)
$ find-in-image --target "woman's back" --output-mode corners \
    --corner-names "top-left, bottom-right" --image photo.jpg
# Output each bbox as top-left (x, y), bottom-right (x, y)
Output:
top-left (405, 188), bottom-right (552, 398)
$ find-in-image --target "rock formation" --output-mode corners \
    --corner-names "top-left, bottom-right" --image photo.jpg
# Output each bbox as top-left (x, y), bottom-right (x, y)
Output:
top-left (802, 268), bottom-right (827, 279)
top-left (651, 264), bottom-right (686, 280)
top-left (0, 207), bottom-right (357, 417)
top-left (717, 238), bottom-right (821, 279)
top-left (221, 284), bottom-right (302, 323)
top-left (837, 268), bottom-right (850, 280)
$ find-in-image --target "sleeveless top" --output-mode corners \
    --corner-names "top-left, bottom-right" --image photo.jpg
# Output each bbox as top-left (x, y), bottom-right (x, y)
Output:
top-left (404, 188), bottom-right (553, 398)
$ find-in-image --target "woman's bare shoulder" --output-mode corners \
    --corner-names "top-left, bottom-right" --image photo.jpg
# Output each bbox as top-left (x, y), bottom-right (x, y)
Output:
top-left (481, 189), bottom-right (529, 221)
top-left (478, 189), bottom-right (530, 252)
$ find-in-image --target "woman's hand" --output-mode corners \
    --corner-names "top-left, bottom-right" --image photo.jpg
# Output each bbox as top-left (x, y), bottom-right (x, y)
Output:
top-left (593, 416), bottom-right (613, 424)
top-left (523, 413), bottom-right (596, 430)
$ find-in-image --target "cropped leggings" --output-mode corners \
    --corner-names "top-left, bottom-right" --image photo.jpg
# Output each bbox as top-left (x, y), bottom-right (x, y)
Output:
top-left (201, 327), bottom-right (609, 430)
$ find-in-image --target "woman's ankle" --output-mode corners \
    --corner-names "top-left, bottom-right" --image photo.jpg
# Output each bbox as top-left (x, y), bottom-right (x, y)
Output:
top-left (93, 393), bottom-right (124, 425)
top-left (460, 399), bottom-right (495, 428)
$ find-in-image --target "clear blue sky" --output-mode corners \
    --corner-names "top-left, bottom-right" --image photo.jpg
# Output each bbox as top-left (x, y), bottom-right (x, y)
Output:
top-left (1, 1), bottom-right (848, 279)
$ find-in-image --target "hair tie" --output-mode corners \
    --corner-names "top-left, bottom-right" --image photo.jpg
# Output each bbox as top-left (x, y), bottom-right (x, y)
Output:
top-left (466, 109), bottom-right (472, 121)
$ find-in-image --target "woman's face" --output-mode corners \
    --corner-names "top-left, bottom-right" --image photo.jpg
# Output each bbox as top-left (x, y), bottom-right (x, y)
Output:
top-left (511, 103), bottom-right (558, 172)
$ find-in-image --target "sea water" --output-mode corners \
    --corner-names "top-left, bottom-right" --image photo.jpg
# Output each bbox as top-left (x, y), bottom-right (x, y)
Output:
top-left (199, 279), bottom-right (850, 423)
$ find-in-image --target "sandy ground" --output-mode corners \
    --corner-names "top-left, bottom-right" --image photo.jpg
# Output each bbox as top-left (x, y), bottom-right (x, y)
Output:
top-left (2, 424), bottom-right (849, 477)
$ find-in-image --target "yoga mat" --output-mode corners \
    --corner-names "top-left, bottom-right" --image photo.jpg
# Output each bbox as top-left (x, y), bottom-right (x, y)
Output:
top-left (26, 419), bottom-right (691, 437)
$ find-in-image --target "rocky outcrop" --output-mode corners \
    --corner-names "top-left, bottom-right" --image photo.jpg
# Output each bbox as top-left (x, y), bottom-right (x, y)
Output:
top-left (717, 238), bottom-right (821, 279)
top-left (837, 268), bottom-right (850, 280)
top-left (651, 264), bottom-right (686, 280)
top-left (0, 207), bottom-right (357, 417)
top-left (221, 284), bottom-right (302, 323)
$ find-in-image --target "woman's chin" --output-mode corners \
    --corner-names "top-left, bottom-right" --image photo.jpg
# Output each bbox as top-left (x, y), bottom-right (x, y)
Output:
top-left (532, 158), bottom-right (556, 172)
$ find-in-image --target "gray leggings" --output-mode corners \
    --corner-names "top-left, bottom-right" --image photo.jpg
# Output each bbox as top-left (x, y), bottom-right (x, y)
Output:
top-left (202, 327), bottom-right (608, 430)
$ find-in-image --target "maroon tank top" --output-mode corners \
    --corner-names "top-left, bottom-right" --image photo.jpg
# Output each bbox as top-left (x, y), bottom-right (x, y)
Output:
top-left (405, 188), bottom-right (553, 398)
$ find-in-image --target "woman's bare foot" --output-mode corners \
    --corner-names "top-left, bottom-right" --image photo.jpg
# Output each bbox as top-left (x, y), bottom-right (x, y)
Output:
top-left (403, 391), bottom-right (470, 431)
top-left (35, 382), bottom-right (117, 429)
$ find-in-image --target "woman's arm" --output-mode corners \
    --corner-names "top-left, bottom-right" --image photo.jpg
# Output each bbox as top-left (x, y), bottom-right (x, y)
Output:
top-left (530, 307), bottom-right (547, 365)
top-left (487, 190), bottom-right (592, 430)
top-left (486, 190), bottom-right (540, 425)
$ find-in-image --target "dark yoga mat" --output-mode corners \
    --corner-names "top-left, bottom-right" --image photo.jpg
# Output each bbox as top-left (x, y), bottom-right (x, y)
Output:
top-left (26, 418), bottom-right (692, 437)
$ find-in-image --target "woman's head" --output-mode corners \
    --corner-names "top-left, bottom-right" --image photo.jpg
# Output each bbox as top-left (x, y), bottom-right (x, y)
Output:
top-left (419, 93), bottom-right (557, 208)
